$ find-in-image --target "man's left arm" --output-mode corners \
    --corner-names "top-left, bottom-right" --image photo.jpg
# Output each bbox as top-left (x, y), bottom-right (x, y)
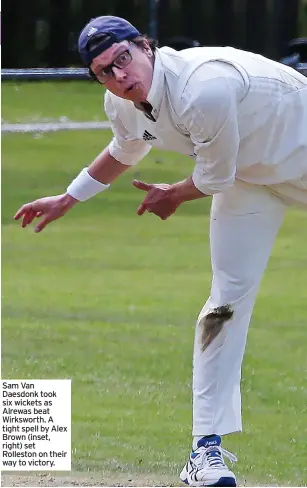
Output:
top-left (133, 69), bottom-right (242, 219)
top-left (132, 176), bottom-right (206, 220)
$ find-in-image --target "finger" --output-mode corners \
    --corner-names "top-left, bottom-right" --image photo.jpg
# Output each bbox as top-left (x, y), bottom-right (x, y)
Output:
top-left (155, 212), bottom-right (169, 220)
top-left (148, 206), bottom-right (172, 220)
top-left (149, 208), bottom-right (165, 219)
top-left (132, 180), bottom-right (152, 192)
top-left (137, 202), bottom-right (148, 215)
top-left (21, 209), bottom-right (37, 228)
top-left (35, 214), bottom-right (53, 233)
top-left (27, 209), bottom-right (41, 225)
top-left (21, 213), bottom-right (28, 228)
top-left (14, 204), bottom-right (30, 220)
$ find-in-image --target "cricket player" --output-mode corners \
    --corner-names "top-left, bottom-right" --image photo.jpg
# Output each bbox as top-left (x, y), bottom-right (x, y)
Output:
top-left (14, 16), bottom-right (307, 487)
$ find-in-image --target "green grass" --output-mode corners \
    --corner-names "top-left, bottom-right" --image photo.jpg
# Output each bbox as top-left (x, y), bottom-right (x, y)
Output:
top-left (2, 82), bottom-right (307, 486)
top-left (2, 81), bottom-right (107, 123)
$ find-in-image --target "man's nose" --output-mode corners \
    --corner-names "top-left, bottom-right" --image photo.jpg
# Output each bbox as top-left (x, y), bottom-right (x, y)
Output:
top-left (112, 66), bottom-right (127, 81)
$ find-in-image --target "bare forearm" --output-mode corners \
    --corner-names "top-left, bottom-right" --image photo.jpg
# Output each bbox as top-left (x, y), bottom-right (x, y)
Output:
top-left (87, 146), bottom-right (131, 184)
top-left (63, 146), bottom-right (130, 206)
top-left (171, 176), bottom-right (208, 203)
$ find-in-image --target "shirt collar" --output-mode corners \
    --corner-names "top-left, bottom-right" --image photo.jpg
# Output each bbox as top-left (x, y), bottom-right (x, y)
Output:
top-left (144, 49), bottom-right (165, 121)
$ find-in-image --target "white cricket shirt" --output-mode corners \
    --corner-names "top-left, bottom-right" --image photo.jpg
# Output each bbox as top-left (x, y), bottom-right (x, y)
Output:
top-left (105, 46), bottom-right (307, 195)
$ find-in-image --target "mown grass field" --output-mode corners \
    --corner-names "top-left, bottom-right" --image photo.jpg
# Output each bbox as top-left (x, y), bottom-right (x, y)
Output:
top-left (2, 82), bottom-right (307, 486)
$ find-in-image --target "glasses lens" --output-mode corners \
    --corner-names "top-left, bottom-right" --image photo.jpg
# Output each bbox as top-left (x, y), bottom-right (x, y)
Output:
top-left (115, 51), bottom-right (132, 68)
top-left (99, 49), bottom-right (132, 83)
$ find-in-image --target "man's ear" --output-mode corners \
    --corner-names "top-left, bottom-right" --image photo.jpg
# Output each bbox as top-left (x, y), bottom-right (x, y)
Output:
top-left (142, 40), bottom-right (153, 56)
top-left (146, 46), bottom-right (154, 58)
top-left (88, 68), bottom-right (103, 84)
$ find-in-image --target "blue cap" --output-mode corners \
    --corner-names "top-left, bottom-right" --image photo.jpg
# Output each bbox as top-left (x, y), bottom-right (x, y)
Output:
top-left (78, 16), bottom-right (141, 65)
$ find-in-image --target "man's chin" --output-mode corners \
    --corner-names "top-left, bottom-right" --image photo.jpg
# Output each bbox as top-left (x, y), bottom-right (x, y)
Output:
top-left (125, 82), bottom-right (147, 102)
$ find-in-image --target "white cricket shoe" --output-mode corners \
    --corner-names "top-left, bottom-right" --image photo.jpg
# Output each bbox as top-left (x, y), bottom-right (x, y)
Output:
top-left (180, 435), bottom-right (237, 487)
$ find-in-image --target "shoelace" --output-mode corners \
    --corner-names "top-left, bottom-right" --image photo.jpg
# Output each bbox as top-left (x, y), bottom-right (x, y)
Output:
top-left (195, 446), bottom-right (238, 469)
top-left (205, 447), bottom-right (226, 469)
top-left (221, 447), bottom-right (238, 464)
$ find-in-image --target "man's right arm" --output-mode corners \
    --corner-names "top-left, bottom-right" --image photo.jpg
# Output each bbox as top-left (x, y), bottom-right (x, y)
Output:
top-left (65, 144), bottom-right (133, 202)
top-left (14, 93), bottom-right (151, 232)
top-left (87, 145), bottom-right (131, 184)
top-left (13, 145), bottom-right (134, 232)
top-left (57, 145), bottom-right (132, 216)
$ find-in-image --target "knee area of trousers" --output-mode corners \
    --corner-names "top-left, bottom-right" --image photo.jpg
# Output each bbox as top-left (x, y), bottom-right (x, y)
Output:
top-left (211, 281), bottom-right (260, 308)
top-left (197, 304), bottom-right (234, 351)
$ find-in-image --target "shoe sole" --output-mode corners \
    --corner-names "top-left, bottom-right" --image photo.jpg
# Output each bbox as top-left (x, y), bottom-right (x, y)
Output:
top-left (180, 474), bottom-right (236, 487)
top-left (208, 477), bottom-right (237, 487)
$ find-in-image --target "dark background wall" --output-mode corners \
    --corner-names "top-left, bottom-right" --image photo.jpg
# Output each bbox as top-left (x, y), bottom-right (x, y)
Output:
top-left (2, 0), bottom-right (304, 68)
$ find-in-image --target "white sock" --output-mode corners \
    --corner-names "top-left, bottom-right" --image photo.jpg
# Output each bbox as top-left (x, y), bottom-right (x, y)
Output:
top-left (193, 436), bottom-right (204, 450)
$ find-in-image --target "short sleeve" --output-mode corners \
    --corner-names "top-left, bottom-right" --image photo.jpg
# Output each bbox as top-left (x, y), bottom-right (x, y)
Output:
top-left (104, 92), bottom-right (151, 166)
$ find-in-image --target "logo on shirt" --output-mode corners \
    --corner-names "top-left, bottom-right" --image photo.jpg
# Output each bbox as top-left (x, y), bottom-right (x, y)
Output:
top-left (142, 130), bottom-right (157, 141)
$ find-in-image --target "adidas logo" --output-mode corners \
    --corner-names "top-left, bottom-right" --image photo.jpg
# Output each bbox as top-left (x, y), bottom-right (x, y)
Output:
top-left (142, 130), bottom-right (157, 141)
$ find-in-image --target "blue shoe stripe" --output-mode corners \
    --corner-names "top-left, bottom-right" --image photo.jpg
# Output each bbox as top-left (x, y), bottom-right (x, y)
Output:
top-left (208, 476), bottom-right (236, 487)
top-left (191, 451), bottom-right (200, 459)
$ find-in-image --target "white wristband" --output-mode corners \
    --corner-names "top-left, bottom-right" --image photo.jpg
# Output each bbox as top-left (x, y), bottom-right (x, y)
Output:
top-left (67, 168), bottom-right (110, 201)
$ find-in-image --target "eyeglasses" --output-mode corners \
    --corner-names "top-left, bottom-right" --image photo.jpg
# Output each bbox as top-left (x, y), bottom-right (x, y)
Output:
top-left (95, 47), bottom-right (133, 84)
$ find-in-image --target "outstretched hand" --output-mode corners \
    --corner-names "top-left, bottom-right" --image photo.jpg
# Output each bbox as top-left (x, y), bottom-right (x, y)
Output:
top-left (14, 194), bottom-right (78, 233)
top-left (132, 180), bottom-right (182, 220)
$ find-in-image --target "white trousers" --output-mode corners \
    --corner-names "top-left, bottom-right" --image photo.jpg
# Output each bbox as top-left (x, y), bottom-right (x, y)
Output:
top-left (193, 177), bottom-right (307, 436)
